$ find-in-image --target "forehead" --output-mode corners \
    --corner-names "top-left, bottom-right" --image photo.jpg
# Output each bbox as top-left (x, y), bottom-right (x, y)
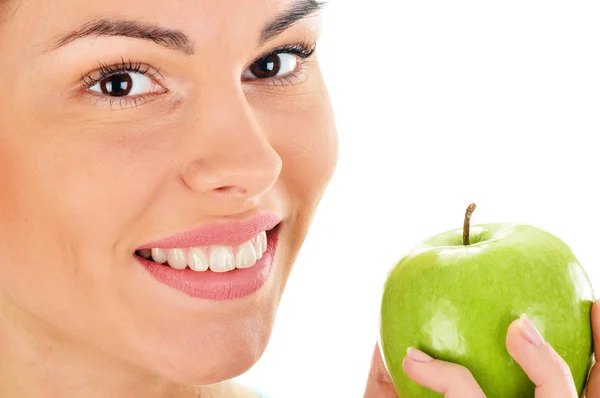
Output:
top-left (9, 0), bottom-right (299, 46)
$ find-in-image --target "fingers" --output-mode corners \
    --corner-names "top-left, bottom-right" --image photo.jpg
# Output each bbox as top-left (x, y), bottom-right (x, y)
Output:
top-left (398, 309), bottom-right (592, 398)
top-left (581, 299), bottom-right (600, 398)
top-left (403, 348), bottom-right (485, 398)
top-left (364, 343), bottom-right (399, 398)
top-left (505, 313), bottom-right (578, 397)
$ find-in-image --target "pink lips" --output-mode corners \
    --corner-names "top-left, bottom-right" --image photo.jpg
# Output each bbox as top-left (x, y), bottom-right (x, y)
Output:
top-left (135, 213), bottom-right (282, 300)
top-left (137, 213), bottom-right (281, 249)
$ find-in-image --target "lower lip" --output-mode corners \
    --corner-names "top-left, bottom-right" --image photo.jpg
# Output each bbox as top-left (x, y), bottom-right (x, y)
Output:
top-left (135, 227), bottom-right (279, 300)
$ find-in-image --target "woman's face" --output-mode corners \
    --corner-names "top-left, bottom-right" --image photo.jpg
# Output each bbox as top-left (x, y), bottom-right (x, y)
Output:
top-left (0, 0), bottom-right (337, 386)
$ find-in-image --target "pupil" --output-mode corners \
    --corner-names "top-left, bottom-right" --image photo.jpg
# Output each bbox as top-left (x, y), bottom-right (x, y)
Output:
top-left (101, 74), bottom-right (132, 97)
top-left (250, 54), bottom-right (281, 78)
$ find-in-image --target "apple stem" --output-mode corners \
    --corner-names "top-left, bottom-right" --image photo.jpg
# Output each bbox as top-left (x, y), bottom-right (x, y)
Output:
top-left (463, 203), bottom-right (477, 245)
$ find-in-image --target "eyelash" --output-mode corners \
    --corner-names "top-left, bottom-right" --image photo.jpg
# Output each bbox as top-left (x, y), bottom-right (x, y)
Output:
top-left (80, 41), bottom-right (317, 109)
top-left (243, 42), bottom-right (317, 85)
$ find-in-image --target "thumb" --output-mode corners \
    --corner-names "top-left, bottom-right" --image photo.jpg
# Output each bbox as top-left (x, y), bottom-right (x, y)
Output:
top-left (364, 343), bottom-right (400, 398)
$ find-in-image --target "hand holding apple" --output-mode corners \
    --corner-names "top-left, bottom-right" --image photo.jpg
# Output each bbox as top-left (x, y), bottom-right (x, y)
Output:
top-left (375, 204), bottom-right (595, 397)
top-left (365, 303), bottom-right (600, 397)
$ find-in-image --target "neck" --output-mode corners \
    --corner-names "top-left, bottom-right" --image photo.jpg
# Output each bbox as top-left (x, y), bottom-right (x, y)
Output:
top-left (0, 295), bottom-right (224, 398)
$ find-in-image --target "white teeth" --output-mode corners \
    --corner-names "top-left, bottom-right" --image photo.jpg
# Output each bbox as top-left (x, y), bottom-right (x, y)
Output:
top-left (258, 231), bottom-right (267, 255)
top-left (209, 246), bottom-right (235, 273)
top-left (252, 231), bottom-right (267, 260)
top-left (254, 240), bottom-right (262, 260)
top-left (151, 248), bottom-right (168, 264)
top-left (144, 230), bottom-right (270, 272)
top-left (188, 248), bottom-right (209, 272)
top-left (236, 241), bottom-right (257, 269)
top-left (168, 249), bottom-right (187, 270)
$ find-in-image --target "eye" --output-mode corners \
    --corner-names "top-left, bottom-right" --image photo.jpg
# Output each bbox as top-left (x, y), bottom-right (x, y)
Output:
top-left (89, 72), bottom-right (164, 97)
top-left (242, 53), bottom-right (299, 80)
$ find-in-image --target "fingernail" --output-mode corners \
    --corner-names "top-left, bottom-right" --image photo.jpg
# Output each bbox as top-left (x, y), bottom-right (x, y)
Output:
top-left (406, 347), bottom-right (434, 363)
top-left (518, 314), bottom-right (545, 346)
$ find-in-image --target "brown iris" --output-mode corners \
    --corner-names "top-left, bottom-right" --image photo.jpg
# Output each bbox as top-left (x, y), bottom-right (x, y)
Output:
top-left (249, 54), bottom-right (282, 79)
top-left (100, 74), bottom-right (133, 97)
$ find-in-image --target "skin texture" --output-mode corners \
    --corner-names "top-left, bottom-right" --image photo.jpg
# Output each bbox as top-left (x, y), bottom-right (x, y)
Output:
top-left (0, 0), bottom-right (337, 397)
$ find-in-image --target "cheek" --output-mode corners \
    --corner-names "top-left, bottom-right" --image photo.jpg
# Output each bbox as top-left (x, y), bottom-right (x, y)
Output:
top-left (17, 113), bottom-right (184, 247)
top-left (0, 113), bottom-right (172, 312)
top-left (0, 121), bottom-right (99, 328)
top-left (272, 95), bottom-right (339, 209)
top-left (0, 134), bottom-right (153, 252)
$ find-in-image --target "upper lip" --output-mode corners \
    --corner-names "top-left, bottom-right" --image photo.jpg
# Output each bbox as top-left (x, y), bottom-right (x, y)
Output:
top-left (137, 213), bottom-right (281, 250)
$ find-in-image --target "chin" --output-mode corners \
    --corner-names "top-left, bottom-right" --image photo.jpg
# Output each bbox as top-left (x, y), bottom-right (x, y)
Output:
top-left (153, 331), bottom-right (271, 385)
top-left (101, 243), bottom-right (288, 386)
top-left (174, 352), bottom-right (261, 385)
top-left (128, 306), bottom-right (276, 386)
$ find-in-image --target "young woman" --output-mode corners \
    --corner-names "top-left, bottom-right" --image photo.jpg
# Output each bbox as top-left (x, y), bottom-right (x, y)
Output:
top-left (0, 0), bottom-right (598, 396)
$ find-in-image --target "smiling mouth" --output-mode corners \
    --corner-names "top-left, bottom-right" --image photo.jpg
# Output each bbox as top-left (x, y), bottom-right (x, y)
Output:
top-left (134, 226), bottom-right (278, 273)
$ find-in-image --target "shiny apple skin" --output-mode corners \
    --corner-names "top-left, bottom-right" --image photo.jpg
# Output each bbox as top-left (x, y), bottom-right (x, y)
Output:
top-left (380, 223), bottom-right (595, 398)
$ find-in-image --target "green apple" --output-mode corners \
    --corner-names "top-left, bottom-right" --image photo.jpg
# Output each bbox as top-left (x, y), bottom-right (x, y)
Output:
top-left (379, 204), bottom-right (595, 398)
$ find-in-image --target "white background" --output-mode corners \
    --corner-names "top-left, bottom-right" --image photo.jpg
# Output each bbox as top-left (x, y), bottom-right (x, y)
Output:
top-left (237, 1), bottom-right (600, 396)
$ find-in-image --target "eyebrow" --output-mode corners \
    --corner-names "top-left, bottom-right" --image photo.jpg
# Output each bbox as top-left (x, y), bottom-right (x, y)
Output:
top-left (259, 0), bottom-right (326, 45)
top-left (48, 0), bottom-right (327, 55)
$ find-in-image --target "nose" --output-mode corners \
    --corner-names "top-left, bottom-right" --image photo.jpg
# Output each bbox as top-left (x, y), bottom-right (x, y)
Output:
top-left (180, 88), bottom-right (282, 203)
